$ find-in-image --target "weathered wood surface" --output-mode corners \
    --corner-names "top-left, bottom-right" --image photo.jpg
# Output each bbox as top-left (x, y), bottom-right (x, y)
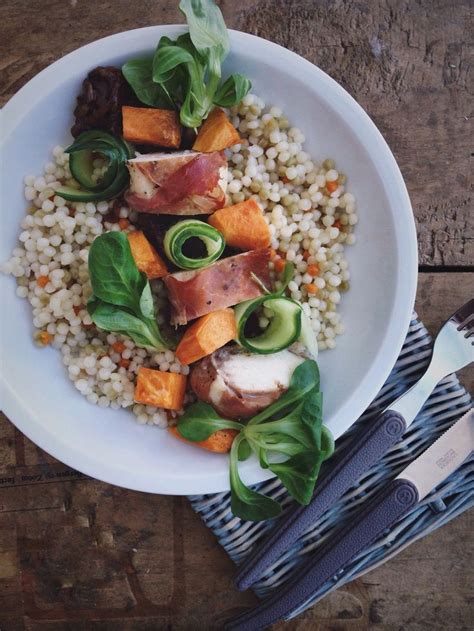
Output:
top-left (0, 0), bottom-right (472, 266)
top-left (0, 1), bottom-right (473, 629)
top-left (0, 274), bottom-right (472, 630)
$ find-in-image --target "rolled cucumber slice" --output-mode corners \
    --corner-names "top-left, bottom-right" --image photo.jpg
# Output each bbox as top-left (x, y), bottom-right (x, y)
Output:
top-left (57, 131), bottom-right (135, 202)
top-left (235, 296), bottom-right (302, 354)
top-left (234, 261), bottom-right (319, 357)
top-left (298, 304), bottom-right (318, 358)
top-left (163, 219), bottom-right (225, 270)
top-left (69, 147), bottom-right (118, 192)
top-left (55, 169), bottom-right (129, 202)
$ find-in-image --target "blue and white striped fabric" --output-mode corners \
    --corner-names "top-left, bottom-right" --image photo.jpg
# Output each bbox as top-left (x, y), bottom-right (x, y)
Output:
top-left (189, 315), bottom-right (473, 618)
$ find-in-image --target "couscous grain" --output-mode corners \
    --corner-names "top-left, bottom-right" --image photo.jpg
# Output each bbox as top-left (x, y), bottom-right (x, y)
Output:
top-left (2, 94), bottom-right (357, 428)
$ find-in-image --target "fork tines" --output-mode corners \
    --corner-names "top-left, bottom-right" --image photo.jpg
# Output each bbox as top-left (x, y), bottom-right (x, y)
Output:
top-left (454, 299), bottom-right (474, 339)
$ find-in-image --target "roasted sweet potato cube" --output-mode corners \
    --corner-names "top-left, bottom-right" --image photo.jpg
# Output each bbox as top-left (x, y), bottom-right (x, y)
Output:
top-left (134, 367), bottom-right (186, 410)
top-left (209, 199), bottom-right (271, 250)
top-left (127, 231), bottom-right (167, 279)
top-left (122, 106), bottom-right (181, 148)
top-left (169, 426), bottom-right (238, 453)
top-left (193, 107), bottom-right (240, 152)
top-left (175, 309), bottom-right (237, 365)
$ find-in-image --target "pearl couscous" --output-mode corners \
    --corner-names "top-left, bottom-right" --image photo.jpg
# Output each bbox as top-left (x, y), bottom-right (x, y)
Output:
top-left (227, 95), bottom-right (356, 351)
top-left (2, 95), bottom-right (357, 427)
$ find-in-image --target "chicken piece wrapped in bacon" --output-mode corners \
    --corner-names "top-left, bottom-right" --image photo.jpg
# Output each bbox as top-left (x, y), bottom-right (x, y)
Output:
top-left (125, 150), bottom-right (228, 215)
top-left (163, 249), bottom-right (271, 326)
top-left (190, 347), bottom-right (304, 419)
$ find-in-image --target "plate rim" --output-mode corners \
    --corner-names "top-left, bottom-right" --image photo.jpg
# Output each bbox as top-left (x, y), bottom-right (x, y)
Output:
top-left (0, 25), bottom-right (418, 495)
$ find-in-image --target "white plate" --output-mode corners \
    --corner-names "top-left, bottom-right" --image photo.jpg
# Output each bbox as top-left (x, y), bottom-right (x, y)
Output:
top-left (0, 27), bottom-right (417, 495)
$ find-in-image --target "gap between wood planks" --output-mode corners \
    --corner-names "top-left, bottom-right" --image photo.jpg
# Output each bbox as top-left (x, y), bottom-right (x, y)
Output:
top-left (419, 266), bottom-right (474, 273)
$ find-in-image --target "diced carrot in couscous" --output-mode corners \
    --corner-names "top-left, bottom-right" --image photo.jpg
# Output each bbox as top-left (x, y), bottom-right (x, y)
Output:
top-left (134, 367), bottom-right (186, 410)
top-left (274, 258), bottom-right (286, 273)
top-left (326, 180), bottom-right (339, 193)
top-left (127, 231), bottom-right (168, 279)
top-left (37, 331), bottom-right (52, 346)
top-left (112, 341), bottom-right (126, 354)
top-left (307, 264), bottom-right (320, 277)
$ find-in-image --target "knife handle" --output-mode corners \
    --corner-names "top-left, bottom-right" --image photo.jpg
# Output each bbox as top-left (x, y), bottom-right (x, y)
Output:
top-left (235, 410), bottom-right (406, 591)
top-left (225, 479), bottom-right (418, 631)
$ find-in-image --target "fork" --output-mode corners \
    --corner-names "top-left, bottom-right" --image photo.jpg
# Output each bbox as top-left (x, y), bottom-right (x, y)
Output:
top-left (233, 299), bottom-right (474, 596)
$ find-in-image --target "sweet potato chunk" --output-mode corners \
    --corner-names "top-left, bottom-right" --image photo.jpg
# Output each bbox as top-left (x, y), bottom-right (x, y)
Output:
top-left (122, 106), bottom-right (181, 148)
top-left (193, 107), bottom-right (240, 152)
top-left (168, 426), bottom-right (238, 453)
top-left (134, 367), bottom-right (186, 410)
top-left (175, 309), bottom-right (237, 365)
top-left (209, 198), bottom-right (271, 250)
top-left (127, 231), bottom-right (168, 279)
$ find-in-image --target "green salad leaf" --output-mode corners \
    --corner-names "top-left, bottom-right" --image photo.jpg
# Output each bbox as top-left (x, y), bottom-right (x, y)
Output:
top-left (269, 450), bottom-right (326, 506)
top-left (214, 74), bottom-right (252, 108)
top-left (87, 232), bottom-right (172, 351)
top-left (179, 0), bottom-right (229, 61)
top-left (248, 359), bottom-right (320, 426)
top-left (247, 412), bottom-right (314, 452)
top-left (175, 360), bottom-right (335, 521)
top-left (88, 299), bottom-right (169, 351)
top-left (122, 0), bottom-right (251, 127)
top-left (88, 232), bottom-right (147, 314)
top-left (152, 41), bottom-right (196, 84)
top-left (122, 58), bottom-right (176, 109)
top-left (300, 387), bottom-right (324, 448)
top-left (278, 261), bottom-right (296, 295)
top-left (230, 435), bottom-right (282, 522)
top-left (237, 438), bottom-right (252, 462)
top-left (138, 283), bottom-right (156, 321)
top-left (177, 402), bottom-right (244, 440)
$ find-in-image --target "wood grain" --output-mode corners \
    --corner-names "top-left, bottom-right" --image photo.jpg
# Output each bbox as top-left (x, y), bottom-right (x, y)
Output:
top-left (0, 0), bottom-right (473, 629)
top-left (0, 274), bottom-right (472, 630)
top-left (0, 0), bottom-right (472, 266)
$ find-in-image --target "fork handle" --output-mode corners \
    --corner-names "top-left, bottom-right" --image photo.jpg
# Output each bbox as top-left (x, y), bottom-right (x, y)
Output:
top-left (234, 410), bottom-right (407, 591)
top-left (226, 479), bottom-right (419, 630)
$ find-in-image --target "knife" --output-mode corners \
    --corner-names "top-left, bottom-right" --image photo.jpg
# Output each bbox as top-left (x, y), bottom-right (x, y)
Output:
top-left (225, 409), bottom-right (473, 631)
top-left (235, 300), bottom-right (474, 591)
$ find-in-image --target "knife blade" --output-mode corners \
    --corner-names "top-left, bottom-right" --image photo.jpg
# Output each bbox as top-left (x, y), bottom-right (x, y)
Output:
top-left (226, 410), bottom-right (473, 631)
top-left (395, 408), bottom-right (474, 498)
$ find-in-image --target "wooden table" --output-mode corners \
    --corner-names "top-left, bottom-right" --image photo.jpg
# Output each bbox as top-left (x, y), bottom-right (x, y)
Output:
top-left (1, 1), bottom-right (472, 628)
